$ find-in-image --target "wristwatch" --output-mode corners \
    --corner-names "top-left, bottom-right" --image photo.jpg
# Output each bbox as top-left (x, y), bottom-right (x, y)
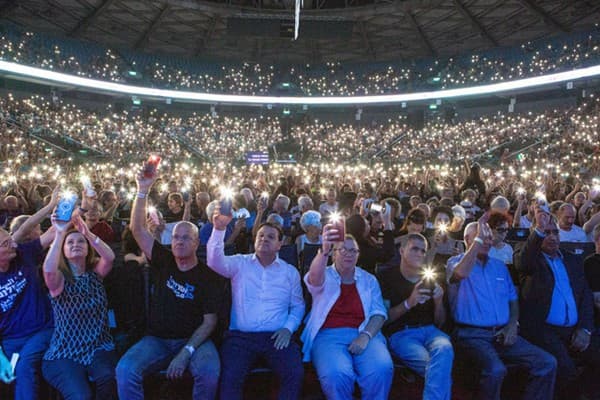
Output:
top-left (184, 345), bottom-right (195, 355)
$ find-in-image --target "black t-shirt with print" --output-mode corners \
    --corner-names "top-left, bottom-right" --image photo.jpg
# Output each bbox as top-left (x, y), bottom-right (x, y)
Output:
top-left (149, 243), bottom-right (224, 339)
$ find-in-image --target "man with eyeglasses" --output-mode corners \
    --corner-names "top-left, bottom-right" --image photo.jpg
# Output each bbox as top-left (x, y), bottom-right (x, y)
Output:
top-left (446, 214), bottom-right (557, 400)
top-left (116, 164), bottom-right (224, 400)
top-left (0, 188), bottom-right (60, 400)
top-left (516, 205), bottom-right (600, 400)
top-left (379, 233), bottom-right (454, 400)
top-left (208, 209), bottom-right (305, 400)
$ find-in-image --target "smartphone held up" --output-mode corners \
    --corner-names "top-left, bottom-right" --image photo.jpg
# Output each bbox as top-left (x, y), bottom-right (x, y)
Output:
top-left (329, 212), bottom-right (345, 242)
top-left (143, 154), bottom-right (161, 179)
top-left (56, 191), bottom-right (78, 222)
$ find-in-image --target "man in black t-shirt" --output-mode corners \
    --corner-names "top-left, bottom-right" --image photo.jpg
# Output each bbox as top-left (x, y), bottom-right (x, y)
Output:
top-left (379, 233), bottom-right (454, 400)
top-left (116, 168), bottom-right (224, 400)
top-left (584, 224), bottom-right (600, 331)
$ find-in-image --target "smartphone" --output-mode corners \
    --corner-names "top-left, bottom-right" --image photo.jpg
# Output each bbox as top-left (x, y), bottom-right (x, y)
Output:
top-left (56, 192), bottom-right (78, 222)
top-left (81, 176), bottom-right (96, 198)
top-left (143, 155), bottom-right (161, 179)
top-left (219, 197), bottom-right (232, 217)
top-left (329, 213), bottom-right (346, 242)
top-left (10, 353), bottom-right (18, 375)
top-left (422, 278), bottom-right (436, 296)
top-left (182, 191), bottom-right (190, 202)
top-left (370, 203), bottom-right (383, 213)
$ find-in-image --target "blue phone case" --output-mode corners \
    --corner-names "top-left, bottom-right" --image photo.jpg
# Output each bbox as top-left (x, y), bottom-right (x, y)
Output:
top-left (56, 195), bottom-right (77, 222)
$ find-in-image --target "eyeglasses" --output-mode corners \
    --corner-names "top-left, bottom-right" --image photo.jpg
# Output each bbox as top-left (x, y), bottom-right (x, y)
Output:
top-left (172, 234), bottom-right (194, 242)
top-left (336, 247), bottom-right (359, 255)
top-left (544, 229), bottom-right (560, 236)
top-left (494, 228), bottom-right (509, 233)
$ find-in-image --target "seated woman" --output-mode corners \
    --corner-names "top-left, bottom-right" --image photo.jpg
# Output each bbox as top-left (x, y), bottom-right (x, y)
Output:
top-left (84, 201), bottom-right (115, 244)
top-left (295, 210), bottom-right (322, 255)
top-left (346, 212), bottom-right (395, 273)
top-left (301, 227), bottom-right (393, 399)
top-left (41, 214), bottom-right (117, 400)
top-left (426, 206), bottom-right (465, 273)
top-left (395, 208), bottom-right (427, 248)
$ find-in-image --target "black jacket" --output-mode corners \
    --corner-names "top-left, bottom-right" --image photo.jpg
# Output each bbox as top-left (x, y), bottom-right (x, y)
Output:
top-left (515, 231), bottom-right (594, 339)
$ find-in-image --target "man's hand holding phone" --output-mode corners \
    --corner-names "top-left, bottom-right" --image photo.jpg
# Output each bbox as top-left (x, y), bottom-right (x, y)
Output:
top-left (137, 155), bottom-right (161, 194)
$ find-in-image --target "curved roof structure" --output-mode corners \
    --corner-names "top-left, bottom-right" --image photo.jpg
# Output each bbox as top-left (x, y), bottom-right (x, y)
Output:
top-left (2, 0), bottom-right (599, 63)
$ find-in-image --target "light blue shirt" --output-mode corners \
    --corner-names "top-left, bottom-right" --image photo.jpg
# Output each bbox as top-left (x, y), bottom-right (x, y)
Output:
top-left (543, 253), bottom-right (578, 327)
top-left (446, 254), bottom-right (517, 327)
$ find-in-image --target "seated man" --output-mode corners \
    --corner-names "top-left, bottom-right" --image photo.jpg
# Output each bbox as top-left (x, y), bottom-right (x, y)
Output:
top-left (208, 209), bottom-right (305, 400)
top-left (380, 233), bottom-right (454, 400)
top-left (447, 215), bottom-right (556, 400)
top-left (584, 224), bottom-right (600, 330)
top-left (558, 203), bottom-right (591, 242)
top-left (116, 166), bottom-right (223, 400)
top-left (0, 188), bottom-right (59, 400)
top-left (517, 206), bottom-right (600, 400)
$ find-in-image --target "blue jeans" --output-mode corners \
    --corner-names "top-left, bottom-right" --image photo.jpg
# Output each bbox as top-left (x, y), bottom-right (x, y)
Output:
top-left (1, 328), bottom-right (53, 400)
top-left (454, 327), bottom-right (557, 400)
top-left (311, 328), bottom-right (393, 400)
top-left (42, 349), bottom-right (117, 400)
top-left (116, 335), bottom-right (220, 400)
top-left (219, 330), bottom-right (303, 400)
top-left (388, 324), bottom-right (454, 400)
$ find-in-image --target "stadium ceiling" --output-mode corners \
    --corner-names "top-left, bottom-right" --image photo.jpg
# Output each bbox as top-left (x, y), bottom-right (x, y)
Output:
top-left (1, 0), bottom-right (599, 63)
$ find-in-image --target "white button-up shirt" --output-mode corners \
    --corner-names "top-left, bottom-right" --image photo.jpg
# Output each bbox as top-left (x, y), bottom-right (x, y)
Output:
top-left (207, 229), bottom-right (305, 333)
top-left (301, 266), bottom-right (387, 362)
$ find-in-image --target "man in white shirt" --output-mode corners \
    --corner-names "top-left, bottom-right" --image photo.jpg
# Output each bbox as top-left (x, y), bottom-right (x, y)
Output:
top-left (207, 210), bottom-right (305, 400)
top-left (558, 204), bottom-right (590, 242)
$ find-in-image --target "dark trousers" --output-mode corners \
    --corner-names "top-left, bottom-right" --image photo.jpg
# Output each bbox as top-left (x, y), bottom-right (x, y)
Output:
top-left (455, 327), bottom-right (557, 400)
top-left (219, 330), bottom-right (304, 400)
top-left (42, 349), bottom-right (118, 400)
top-left (534, 325), bottom-right (600, 400)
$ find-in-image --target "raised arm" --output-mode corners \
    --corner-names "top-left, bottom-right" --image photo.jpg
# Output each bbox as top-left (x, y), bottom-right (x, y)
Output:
top-left (206, 208), bottom-right (236, 278)
top-left (130, 166), bottom-right (157, 260)
top-left (450, 214), bottom-right (490, 282)
top-left (72, 215), bottom-right (114, 278)
top-left (306, 224), bottom-right (335, 288)
top-left (12, 184), bottom-right (60, 244)
top-left (583, 209), bottom-right (600, 235)
top-left (182, 195), bottom-right (192, 222)
top-left (43, 215), bottom-right (70, 297)
top-left (515, 207), bottom-right (547, 277)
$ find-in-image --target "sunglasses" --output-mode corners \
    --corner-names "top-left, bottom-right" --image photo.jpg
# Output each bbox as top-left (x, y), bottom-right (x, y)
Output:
top-left (494, 228), bottom-right (509, 233)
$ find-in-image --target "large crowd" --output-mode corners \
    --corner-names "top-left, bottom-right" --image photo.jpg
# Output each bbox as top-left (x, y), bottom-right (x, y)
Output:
top-left (2, 20), bottom-right (600, 400)
top-left (0, 86), bottom-right (598, 400)
top-left (0, 23), bottom-right (599, 96)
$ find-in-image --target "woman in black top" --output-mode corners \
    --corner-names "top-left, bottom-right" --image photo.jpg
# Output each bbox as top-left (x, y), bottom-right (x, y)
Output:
top-left (345, 211), bottom-right (395, 273)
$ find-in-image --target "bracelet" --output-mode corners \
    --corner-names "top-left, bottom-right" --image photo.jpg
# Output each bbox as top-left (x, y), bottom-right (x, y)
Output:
top-left (137, 192), bottom-right (147, 199)
top-left (78, 207), bottom-right (88, 214)
top-left (359, 330), bottom-right (372, 340)
top-left (404, 300), bottom-right (411, 310)
top-left (473, 237), bottom-right (484, 245)
top-left (582, 328), bottom-right (592, 336)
